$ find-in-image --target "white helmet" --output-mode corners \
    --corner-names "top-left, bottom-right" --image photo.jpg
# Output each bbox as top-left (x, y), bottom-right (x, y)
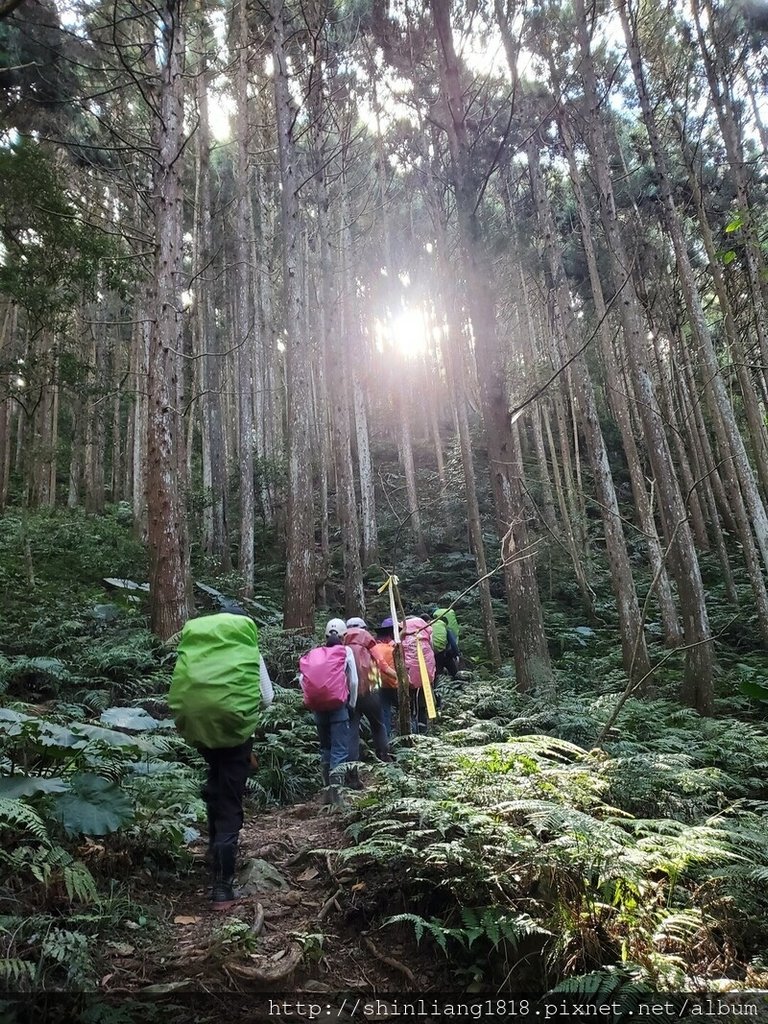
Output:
top-left (346, 616), bottom-right (366, 629)
top-left (325, 617), bottom-right (348, 638)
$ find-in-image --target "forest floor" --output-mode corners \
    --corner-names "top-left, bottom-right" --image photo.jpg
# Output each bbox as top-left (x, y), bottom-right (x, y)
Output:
top-left (90, 784), bottom-right (443, 1022)
top-left (139, 793), bottom-right (433, 996)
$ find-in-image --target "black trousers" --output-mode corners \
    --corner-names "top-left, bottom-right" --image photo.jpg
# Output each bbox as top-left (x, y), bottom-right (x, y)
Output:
top-left (200, 737), bottom-right (253, 848)
top-left (435, 649), bottom-right (459, 680)
top-left (410, 687), bottom-right (430, 734)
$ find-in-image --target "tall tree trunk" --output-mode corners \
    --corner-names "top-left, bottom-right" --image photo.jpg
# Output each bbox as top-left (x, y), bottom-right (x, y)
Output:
top-left (429, 386), bottom-right (448, 512)
top-left (446, 337), bottom-right (502, 669)
top-left (146, 0), bottom-right (190, 639)
top-left (336, 210), bottom-right (365, 615)
top-left (273, 0), bottom-right (315, 628)
top-left (194, 39), bottom-right (230, 571)
top-left (110, 344), bottom-right (122, 502)
top-left (84, 325), bottom-right (105, 514)
top-left (543, 402), bottom-right (596, 620)
top-left (671, 342), bottom-right (738, 607)
top-left (0, 397), bottom-right (10, 511)
top-left (131, 300), bottom-right (149, 541)
top-left (233, 0), bottom-right (255, 595)
top-left (437, 266), bottom-right (501, 668)
top-left (517, 271), bottom-right (557, 532)
top-left (0, 301), bottom-right (15, 511)
top-left (352, 365), bottom-right (379, 567)
top-left (312, 328), bottom-right (331, 605)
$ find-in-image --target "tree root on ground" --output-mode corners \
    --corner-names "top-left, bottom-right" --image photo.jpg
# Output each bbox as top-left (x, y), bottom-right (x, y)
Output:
top-left (224, 943), bottom-right (303, 984)
top-left (318, 887), bottom-right (343, 921)
top-left (363, 936), bottom-right (416, 984)
top-left (252, 902), bottom-right (265, 936)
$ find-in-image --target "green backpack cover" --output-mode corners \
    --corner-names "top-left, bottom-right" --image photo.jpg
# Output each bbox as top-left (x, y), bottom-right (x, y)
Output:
top-left (168, 613), bottom-right (261, 750)
top-left (432, 608), bottom-right (459, 652)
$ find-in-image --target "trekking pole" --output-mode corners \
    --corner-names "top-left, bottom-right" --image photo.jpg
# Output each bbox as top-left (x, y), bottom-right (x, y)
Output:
top-left (392, 579), bottom-right (437, 727)
top-left (377, 573), bottom-right (412, 740)
top-left (391, 577), bottom-right (414, 740)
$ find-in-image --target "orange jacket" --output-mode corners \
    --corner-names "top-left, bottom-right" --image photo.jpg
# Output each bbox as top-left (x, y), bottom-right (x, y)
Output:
top-left (371, 641), bottom-right (398, 689)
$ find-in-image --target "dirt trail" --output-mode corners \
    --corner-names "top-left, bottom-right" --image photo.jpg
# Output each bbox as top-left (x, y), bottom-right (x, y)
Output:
top-left (106, 793), bottom-right (431, 1002)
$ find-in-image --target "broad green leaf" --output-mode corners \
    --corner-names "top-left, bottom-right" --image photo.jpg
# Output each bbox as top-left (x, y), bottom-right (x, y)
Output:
top-left (722, 250), bottom-right (736, 264)
top-left (35, 723), bottom-right (84, 748)
top-left (0, 776), bottom-right (70, 798)
top-left (69, 723), bottom-right (143, 748)
top-left (0, 708), bottom-right (30, 736)
top-left (51, 774), bottom-right (133, 835)
top-left (100, 707), bottom-right (159, 732)
top-left (724, 214), bottom-right (744, 233)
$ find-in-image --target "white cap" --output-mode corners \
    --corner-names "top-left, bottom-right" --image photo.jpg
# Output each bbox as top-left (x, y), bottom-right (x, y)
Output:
top-left (346, 617), bottom-right (366, 629)
top-left (325, 617), bottom-right (348, 638)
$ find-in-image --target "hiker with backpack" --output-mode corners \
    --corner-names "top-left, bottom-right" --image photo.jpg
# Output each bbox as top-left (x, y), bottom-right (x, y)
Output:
top-left (298, 618), bottom-right (358, 804)
top-left (402, 615), bottom-right (436, 735)
top-left (168, 610), bottom-right (274, 912)
top-left (371, 618), bottom-right (399, 739)
top-left (345, 617), bottom-right (392, 783)
top-left (432, 606), bottom-right (461, 681)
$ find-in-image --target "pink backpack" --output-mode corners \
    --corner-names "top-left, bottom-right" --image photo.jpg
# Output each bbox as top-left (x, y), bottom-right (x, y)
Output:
top-left (299, 645), bottom-right (349, 711)
top-left (345, 627), bottom-right (380, 696)
top-left (402, 617), bottom-right (435, 689)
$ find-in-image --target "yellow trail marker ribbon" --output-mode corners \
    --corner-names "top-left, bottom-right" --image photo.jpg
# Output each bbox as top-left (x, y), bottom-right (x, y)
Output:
top-left (377, 575), bottom-right (401, 644)
top-left (416, 634), bottom-right (437, 720)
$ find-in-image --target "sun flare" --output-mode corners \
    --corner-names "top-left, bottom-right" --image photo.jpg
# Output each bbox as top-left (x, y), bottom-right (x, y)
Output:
top-left (378, 307), bottom-right (429, 360)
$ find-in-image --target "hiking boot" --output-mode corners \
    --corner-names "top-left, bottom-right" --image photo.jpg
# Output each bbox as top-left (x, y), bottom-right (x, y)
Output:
top-left (210, 841), bottom-right (237, 912)
top-left (211, 879), bottom-right (236, 910)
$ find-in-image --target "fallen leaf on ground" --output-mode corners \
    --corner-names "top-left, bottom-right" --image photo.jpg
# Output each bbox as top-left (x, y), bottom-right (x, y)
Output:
top-left (106, 942), bottom-right (135, 956)
top-left (351, 882), bottom-right (366, 891)
top-left (141, 981), bottom-right (192, 994)
top-left (173, 915), bottom-right (201, 925)
top-left (296, 866), bottom-right (319, 881)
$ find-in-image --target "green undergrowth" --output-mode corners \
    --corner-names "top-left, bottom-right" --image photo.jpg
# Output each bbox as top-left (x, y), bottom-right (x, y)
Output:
top-left (0, 686), bottom-right (320, 993)
top-left (335, 683), bottom-right (768, 995)
top-left (0, 509), bottom-right (318, 994)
